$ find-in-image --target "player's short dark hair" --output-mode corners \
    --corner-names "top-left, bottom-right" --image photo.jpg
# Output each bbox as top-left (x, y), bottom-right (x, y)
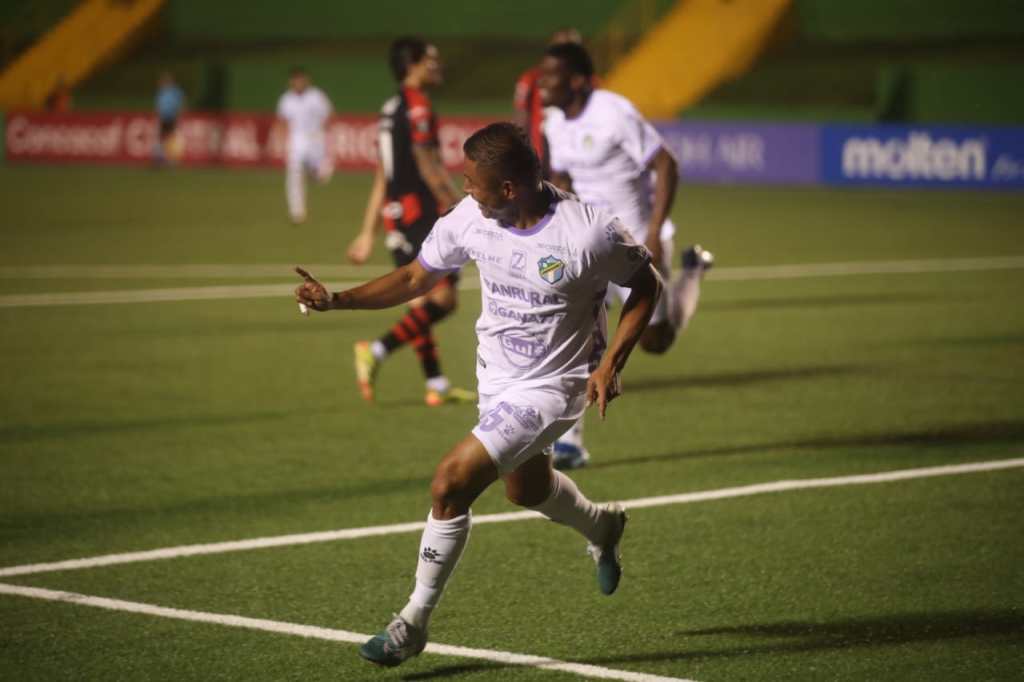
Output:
top-left (544, 42), bottom-right (594, 79)
top-left (463, 122), bottom-right (541, 186)
top-left (289, 66), bottom-right (307, 78)
top-left (389, 36), bottom-right (428, 81)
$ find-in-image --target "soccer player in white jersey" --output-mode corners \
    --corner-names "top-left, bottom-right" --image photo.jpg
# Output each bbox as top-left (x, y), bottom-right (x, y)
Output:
top-left (539, 42), bottom-right (714, 469)
top-left (294, 123), bottom-right (662, 668)
top-left (275, 67), bottom-right (334, 224)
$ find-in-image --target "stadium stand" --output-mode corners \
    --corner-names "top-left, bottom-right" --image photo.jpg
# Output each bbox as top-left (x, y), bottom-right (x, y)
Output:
top-left (0, 0), bottom-right (165, 110)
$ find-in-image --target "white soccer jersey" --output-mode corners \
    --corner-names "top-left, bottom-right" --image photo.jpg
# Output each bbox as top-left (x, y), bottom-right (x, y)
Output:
top-left (543, 89), bottom-right (668, 243)
top-left (277, 87), bottom-right (332, 147)
top-left (417, 185), bottom-right (651, 394)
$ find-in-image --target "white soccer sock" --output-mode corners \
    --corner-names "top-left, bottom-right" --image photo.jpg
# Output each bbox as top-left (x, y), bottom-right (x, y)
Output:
top-left (425, 376), bottom-right (450, 394)
top-left (401, 511), bottom-right (471, 630)
top-left (557, 417), bottom-right (585, 449)
top-left (370, 340), bottom-right (388, 360)
top-left (529, 470), bottom-right (609, 546)
top-left (669, 269), bottom-right (703, 332)
top-left (285, 160), bottom-right (306, 220)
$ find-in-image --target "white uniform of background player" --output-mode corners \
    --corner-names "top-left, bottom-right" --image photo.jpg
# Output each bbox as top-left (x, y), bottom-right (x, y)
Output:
top-left (276, 69), bottom-right (334, 224)
top-left (545, 90), bottom-right (681, 323)
top-left (541, 54), bottom-right (712, 469)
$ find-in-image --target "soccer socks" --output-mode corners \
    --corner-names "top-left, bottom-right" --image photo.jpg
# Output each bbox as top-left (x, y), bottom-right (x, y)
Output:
top-left (558, 417), bottom-right (585, 449)
top-left (669, 269), bottom-right (703, 332)
top-left (529, 470), bottom-right (609, 547)
top-left (381, 302), bottom-right (451, 353)
top-left (285, 159), bottom-right (306, 221)
top-left (412, 331), bottom-right (442, 380)
top-left (401, 511), bottom-right (471, 630)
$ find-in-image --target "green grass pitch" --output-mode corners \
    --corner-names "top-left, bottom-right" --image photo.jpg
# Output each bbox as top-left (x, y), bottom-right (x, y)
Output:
top-left (1, 165), bottom-right (1022, 680)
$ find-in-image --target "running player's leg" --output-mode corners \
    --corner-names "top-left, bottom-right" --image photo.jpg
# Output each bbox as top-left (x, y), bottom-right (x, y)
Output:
top-left (671, 242), bottom-right (714, 331)
top-left (285, 147), bottom-right (307, 224)
top-left (361, 433), bottom-right (497, 667)
top-left (639, 234), bottom-right (677, 354)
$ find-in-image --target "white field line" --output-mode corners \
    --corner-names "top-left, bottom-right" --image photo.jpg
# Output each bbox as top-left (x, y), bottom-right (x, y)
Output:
top-left (708, 255), bottom-right (1024, 281)
top-left (0, 264), bottom-right (394, 279)
top-left (2, 457), bottom-right (1021, 579)
top-left (0, 584), bottom-right (693, 682)
top-left (0, 255), bottom-right (1022, 308)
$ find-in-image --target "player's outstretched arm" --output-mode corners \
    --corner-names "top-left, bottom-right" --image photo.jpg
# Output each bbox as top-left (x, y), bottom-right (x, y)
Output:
top-left (587, 263), bottom-right (663, 418)
top-left (295, 260), bottom-right (444, 313)
top-left (347, 165), bottom-right (385, 264)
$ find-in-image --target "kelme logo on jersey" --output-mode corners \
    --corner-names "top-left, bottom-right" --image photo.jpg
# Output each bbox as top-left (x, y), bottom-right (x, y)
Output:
top-left (537, 255), bottom-right (565, 284)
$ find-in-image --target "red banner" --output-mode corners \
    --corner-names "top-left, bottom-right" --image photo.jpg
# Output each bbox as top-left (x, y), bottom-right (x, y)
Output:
top-left (3, 111), bottom-right (497, 169)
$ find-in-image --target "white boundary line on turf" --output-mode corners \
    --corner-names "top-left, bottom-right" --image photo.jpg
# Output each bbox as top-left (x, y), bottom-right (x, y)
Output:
top-left (2, 457), bottom-right (1021, 579)
top-left (1, 255), bottom-right (1023, 308)
top-left (0, 264), bottom-right (394, 279)
top-left (0, 584), bottom-right (693, 682)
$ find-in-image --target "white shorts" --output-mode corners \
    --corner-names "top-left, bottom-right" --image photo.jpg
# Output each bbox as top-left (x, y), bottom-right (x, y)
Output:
top-left (472, 378), bottom-right (588, 475)
top-left (606, 232), bottom-right (674, 324)
top-left (287, 139), bottom-right (333, 178)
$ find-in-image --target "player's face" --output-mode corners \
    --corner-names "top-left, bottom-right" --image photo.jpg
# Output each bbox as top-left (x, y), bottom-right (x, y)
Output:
top-left (419, 45), bottom-right (444, 86)
top-left (537, 56), bottom-right (572, 108)
top-left (463, 159), bottom-right (514, 222)
top-left (290, 74), bottom-right (309, 93)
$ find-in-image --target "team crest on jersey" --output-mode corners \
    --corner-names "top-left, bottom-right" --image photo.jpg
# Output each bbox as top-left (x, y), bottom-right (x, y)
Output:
top-left (537, 255), bottom-right (565, 284)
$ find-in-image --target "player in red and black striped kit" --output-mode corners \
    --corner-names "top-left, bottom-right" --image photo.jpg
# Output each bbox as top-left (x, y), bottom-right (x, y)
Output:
top-left (347, 37), bottom-right (474, 407)
top-left (513, 28), bottom-right (583, 172)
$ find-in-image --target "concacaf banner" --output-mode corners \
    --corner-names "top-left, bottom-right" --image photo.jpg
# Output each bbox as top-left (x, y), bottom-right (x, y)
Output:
top-left (2, 111), bottom-right (494, 169)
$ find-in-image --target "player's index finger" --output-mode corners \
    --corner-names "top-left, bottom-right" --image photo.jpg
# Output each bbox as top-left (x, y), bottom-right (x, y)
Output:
top-left (294, 266), bottom-right (314, 281)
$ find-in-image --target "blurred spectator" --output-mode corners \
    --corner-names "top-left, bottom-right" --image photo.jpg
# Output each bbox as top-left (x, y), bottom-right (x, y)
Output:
top-left (154, 71), bottom-right (185, 165)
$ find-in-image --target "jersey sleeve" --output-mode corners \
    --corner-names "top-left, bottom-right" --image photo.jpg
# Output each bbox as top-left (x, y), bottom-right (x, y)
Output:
top-left (616, 98), bottom-right (664, 168)
top-left (276, 95), bottom-right (288, 120)
top-left (591, 215), bottom-right (652, 286)
top-left (405, 90), bottom-right (437, 146)
top-left (416, 207), bottom-right (469, 272)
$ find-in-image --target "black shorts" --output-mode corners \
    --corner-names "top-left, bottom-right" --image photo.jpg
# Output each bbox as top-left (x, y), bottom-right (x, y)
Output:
top-left (390, 219), bottom-right (459, 287)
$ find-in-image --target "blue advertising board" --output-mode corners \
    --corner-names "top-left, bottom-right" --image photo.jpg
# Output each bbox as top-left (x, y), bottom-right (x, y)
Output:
top-left (822, 124), bottom-right (1024, 189)
top-left (655, 122), bottom-right (819, 185)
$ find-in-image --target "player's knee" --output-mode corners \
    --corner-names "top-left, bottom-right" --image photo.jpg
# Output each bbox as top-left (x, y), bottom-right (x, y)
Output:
top-left (640, 327), bottom-right (674, 355)
top-left (430, 459), bottom-right (468, 511)
top-left (504, 479), bottom-right (535, 507)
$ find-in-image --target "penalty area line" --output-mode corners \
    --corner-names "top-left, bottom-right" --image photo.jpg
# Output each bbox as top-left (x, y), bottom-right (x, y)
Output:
top-left (2, 457), bottom-right (1022, 579)
top-left (0, 583), bottom-right (695, 682)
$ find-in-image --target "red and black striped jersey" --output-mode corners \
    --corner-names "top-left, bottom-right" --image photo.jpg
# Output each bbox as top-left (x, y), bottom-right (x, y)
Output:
top-left (378, 87), bottom-right (438, 207)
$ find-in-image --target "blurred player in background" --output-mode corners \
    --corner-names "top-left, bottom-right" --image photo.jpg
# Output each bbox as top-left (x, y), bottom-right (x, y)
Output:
top-left (513, 27), bottom-right (582, 167)
top-left (295, 122), bottom-right (661, 668)
top-left (346, 37), bottom-right (473, 407)
top-left (540, 42), bottom-right (714, 469)
top-left (275, 67), bottom-right (334, 225)
top-left (153, 71), bottom-right (184, 165)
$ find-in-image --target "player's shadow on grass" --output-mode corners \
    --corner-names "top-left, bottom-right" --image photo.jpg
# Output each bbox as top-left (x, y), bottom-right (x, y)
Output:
top-left (0, 410), bottom-right (306, 444)
top-left (624, 363), bottom-right (866, 394)
top-left (393, 609), bottom-right (1024, 679)
top-left (587, 419), bottom-right (1024, 470)
top-left (577, 609), bottom-right (1024, 666)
